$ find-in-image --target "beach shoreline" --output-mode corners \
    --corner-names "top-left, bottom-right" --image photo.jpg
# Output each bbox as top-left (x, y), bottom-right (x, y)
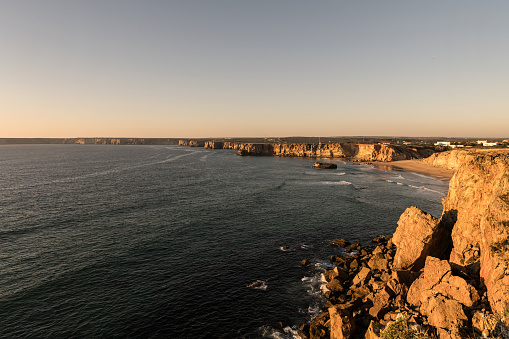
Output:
top-left (367, 159), bottom-right (454, 181)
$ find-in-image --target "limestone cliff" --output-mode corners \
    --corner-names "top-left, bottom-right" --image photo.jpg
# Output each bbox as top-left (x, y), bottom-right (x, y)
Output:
top-left (236, 143), bottom-right (430, 162)
top-left (439, 152), bottom-right (509, 314)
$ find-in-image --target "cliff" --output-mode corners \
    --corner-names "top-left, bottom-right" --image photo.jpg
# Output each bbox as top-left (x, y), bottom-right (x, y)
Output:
top-left (303, 150), bottom-right (509, 339)
top-left (440, 151), bottom-right (509, 314)
top-left (236, 143), bottom-right (433, 162)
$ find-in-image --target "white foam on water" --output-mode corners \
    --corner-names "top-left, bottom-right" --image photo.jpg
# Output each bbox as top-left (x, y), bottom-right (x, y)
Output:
top-left (320, 181), bottom-right (352, 185)
top-left (335, 172), bottom-right (346, 176)
top-left (260, 325), bottom-right (301, 339)
top-left (408, 185), bottom-right (446, 196)
top-left (301, 271), bottom-right (329, 296)
top-left (279, 246), bottom-right (295, 252)
top-left (313, 261), bottom-right (335, 270)
top-left (300, 244), bottom-right (313, 250)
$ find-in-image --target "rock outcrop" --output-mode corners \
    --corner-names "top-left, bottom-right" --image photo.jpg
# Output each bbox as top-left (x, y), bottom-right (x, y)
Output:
top-left (300, 150), bottom-right (509, 339)
top-left (440, 152), bottom-right (509, 314)
top-left (204, 141), bottom-right (224, 149)
top-left (313, 161), bottom-right (338, 169)
top-left (392, 207), bottom-right (452, 271)
top-left (236, 143), bottom-right (432, 162)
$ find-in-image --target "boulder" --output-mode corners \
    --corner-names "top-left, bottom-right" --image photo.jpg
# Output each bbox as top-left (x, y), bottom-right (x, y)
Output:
top-left (302, 259), bottom-right (311, 266)
top-left (352, 267), bottom-right (372, 286)
top-left (367, 253), bottom-right (389, 271)
top-left (392, 206), bottom-right (452, 271)
top-left (328, 307), bottom-right (355, 339)
top-left (331, 238), bottom-right (350, 247)
top-left (309, 311), bottom-right (330, 339)
top-left (313, 161), bottom-right (338, 169)
top-left (407, 256), bottom-right (480, 309)
top-left (345, 242), bottom-right (361, 253)
top-left (326, 278), bottom-right (345, 293)
top-left (421, 295), bottom-right (467, 331)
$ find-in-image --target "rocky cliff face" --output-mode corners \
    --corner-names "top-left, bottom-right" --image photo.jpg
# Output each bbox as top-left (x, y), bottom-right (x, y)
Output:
top-left (303, 150), bottom-right (509, 339)
top-left (236, 143), bottom-right (430, 162)
top-left (440, 152), bottom-right (509, 314)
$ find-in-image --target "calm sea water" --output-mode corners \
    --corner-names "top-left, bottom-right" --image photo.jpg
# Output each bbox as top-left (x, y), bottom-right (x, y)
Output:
top-left (0, 145), bottom-right (448, 338)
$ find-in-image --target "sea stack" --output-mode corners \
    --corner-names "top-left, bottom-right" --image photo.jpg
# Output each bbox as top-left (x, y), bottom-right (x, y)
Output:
top-left (313, 161), bottom-right (338, 169)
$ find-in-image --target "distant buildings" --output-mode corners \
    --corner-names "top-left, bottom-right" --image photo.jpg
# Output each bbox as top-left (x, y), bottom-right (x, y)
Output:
top-left (434, 141), bottom-right (451, 147)
top-left (477, 140), bottom-right (499, 147)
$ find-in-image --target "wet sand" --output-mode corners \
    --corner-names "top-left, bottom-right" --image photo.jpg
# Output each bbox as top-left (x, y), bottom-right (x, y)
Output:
top-left (369, 159), bottom-right (454, 181)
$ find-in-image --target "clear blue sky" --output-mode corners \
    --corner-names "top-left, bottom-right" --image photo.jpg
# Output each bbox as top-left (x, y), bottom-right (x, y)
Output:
top-left (1, 1), bottom-right (508, 138)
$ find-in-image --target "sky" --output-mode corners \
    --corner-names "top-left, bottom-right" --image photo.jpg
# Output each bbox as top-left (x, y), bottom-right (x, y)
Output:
top-left (1, 1), bottom-right (508, 138)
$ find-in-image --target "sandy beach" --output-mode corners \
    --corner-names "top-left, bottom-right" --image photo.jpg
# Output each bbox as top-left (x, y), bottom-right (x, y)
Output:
top-left (369, 159), bottom-right (454, 181)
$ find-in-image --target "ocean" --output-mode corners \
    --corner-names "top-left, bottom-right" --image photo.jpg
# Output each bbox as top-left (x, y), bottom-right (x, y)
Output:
top-left (0, 145), bottom-right (448, 338)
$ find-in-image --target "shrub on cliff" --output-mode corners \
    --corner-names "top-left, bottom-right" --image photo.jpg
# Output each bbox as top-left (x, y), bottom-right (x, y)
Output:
top-left (380, 314), bottom-right (431, 339)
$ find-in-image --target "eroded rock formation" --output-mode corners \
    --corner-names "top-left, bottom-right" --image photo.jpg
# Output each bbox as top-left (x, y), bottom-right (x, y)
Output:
top-left (300, 150), bottom-right (509, 339)
top-left (236, 143), bottom-right (431, 161)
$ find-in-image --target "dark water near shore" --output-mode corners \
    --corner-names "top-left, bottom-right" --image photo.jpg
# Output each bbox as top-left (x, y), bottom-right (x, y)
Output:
top-left (0, 145), bottom-right (448, 338)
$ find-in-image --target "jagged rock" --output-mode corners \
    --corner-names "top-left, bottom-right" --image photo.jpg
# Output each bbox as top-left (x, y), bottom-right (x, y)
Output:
top-left (365, 320), bottom-right (383, 339)
top-left (313, 161), bottom-right (338, 169)
top-left (392, 270), bottom-right (421, 288)
top-left (309, 311), bottom-right (330, 339)
top-left (421, 295), bottom-right (467, 331)
top-left (367, 253), bottom-right (389, 271)
top-left (346, 242), bottom-right (361, 253)
top-left (328, 307), bottom-right (355, 339)
top-left (472, 311), bottom-right (500, 337)
top-left (433, 274), bottom-right (480, 307)
top-left (352, 267), bottom-right (372, 286)
top-left (407, 256), bottom-right (479, 308)
top-left (349, 259), bottom-right (359, 271)
top-left (302, 259), bottom-right (311, 266)
top-left (324, 267), bottom-right (349, 283)
top-left (430, 150), bottom-right (509, 314)
top-left (326, 278), bottom-right (345, 293)
top-left (331, 238), bottom-right (351, 247)
top-left (392, 206), bottom-right (452, 271)
top-left (348, 285), bottom-right (371, 302)
top-left (371, 286), bottom-right (393, 309)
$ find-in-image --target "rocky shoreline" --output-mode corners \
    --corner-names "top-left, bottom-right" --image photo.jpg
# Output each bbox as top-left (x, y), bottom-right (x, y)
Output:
top-left (297, 150), bottom-right (509, 339)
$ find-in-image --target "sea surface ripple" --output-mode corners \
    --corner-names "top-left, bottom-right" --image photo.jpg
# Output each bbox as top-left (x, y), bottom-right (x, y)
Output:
top-left (0, 145), bottom-right (448, 338)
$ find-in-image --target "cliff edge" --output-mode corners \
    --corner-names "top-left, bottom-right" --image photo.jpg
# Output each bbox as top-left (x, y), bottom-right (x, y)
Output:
top-left (236, 143), bottom-right (433, 162)
top-left (302, 150), bottom-right (509, 339)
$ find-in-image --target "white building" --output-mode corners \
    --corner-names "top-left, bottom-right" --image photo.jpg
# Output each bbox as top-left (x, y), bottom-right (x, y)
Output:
top-left (434, 141), bottom-right (451, 147)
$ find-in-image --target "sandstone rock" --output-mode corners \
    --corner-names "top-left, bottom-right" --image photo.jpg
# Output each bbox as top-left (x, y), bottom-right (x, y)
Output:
top-left (331, 238), bottom-right (350, 247)
top-left (407, 256), bottom-right (480, 310)
top-left (435, 151), bottom-right (509, 314)
top-left (326, 278), bottom-right (345, 293)
top-left (407, 257), bottom-right (452, 306)
top-left (365, 321), bottom-right (383, 339)
top-left (346, 242), bottom-right (361, 253)
top-left (472, 311), bottom-right (500, 337)
top-left (392, 206), bottom-right (452, 271)
top-left (367, 253), bottom-right (389, 271)
top-left (421, 295), bottom-right (467, 331)
top-left (328, 307), bottom-right (355, 339)
top-left (349, 259), bottom-right (359, 271)
top-left (434, 274), bottom-right (480, 307)
top-left (352, 267), bottom-right (372, 286)
top-left (309, 311), bottom-right (330, 339)
top-left (392, 269), bottom-right (421, 287)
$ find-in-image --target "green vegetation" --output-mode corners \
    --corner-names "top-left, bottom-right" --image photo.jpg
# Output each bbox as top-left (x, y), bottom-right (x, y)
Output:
top-left (381, 314), bottom-right (431, 339)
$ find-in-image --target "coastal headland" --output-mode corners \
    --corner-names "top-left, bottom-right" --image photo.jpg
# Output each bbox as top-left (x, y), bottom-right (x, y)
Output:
top-left (299, 149), bottom-right (509, 339)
